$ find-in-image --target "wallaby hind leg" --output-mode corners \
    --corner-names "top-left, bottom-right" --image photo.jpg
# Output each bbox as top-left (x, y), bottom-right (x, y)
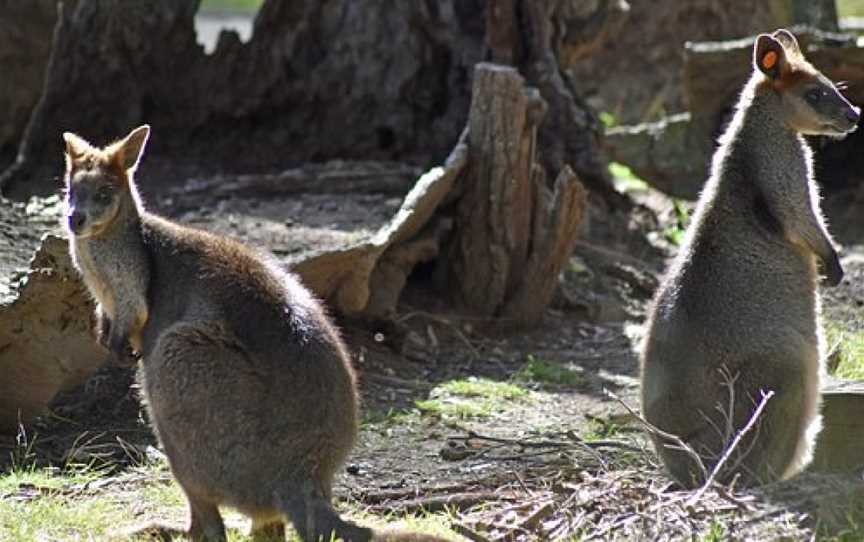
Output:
top-left (186, 490), bottom-right (226, 542)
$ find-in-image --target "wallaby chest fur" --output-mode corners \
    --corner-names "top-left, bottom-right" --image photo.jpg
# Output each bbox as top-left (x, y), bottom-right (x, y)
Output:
top-left (641, 29), bottom-right (858, 488)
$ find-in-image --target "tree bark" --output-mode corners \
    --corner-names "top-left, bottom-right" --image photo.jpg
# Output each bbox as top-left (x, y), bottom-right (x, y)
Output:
top-left (0, 0), bottom-right (70, 167)
top-left (0, 0), bottom-right (615, 208)
top-left (445, 64), bottom-right (587, 325)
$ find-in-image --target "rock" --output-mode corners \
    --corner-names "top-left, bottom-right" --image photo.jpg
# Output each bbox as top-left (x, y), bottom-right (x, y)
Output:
top-left (604, 113), bottom-right (706, 200)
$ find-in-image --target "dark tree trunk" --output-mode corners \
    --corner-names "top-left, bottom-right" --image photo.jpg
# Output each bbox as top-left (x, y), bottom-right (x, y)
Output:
top-left (0, 0), bottom-right (70, 168)
top-left (1, 0), bottom-right (618, 205)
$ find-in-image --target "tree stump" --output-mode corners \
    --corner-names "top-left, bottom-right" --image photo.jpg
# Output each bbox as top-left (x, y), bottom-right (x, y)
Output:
top-left (810, 378), bottom-right (864, 474)
top-left (446, 63), bottom-right (587, 326)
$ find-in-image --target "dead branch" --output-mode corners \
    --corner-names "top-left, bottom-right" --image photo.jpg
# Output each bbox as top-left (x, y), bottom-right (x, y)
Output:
top-left (605, 389), bottom-right (709, 483)
top-left (686, 390), bottom-right (775, 506)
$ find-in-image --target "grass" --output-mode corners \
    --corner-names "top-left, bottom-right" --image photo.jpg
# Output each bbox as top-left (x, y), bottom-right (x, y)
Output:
top-left (582, 418), bottom-right (621, 442)
top-left (0, 458), bottom-right (462, 541)
top-left (361, 407), bottom-right (416, 428)
top-left (839, 0), bottom-right (864, 18)
top-left (199, 0), bottom-right (264, 12)
top-left (516, 355), bottom-right (585, 387)
top-left (700, 520), bottom-right (728, 542)
top-left (608, 162), bottom-right (649, 193)
top-left (825, 321), bottom-right (864, 379)
top-left (416, 377), bottom-right (530, 420)
top-left (599, 111), bottom-right (617, 128)
top-left (344, 506), bottom-right (462, 542)
top-left (663, 199), bottom-right (689, 246)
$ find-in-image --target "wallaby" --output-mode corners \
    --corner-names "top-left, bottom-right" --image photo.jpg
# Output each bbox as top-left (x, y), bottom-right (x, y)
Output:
top-left (640, 29), bottom-right (859, 488)
top-left (63, 126), bottom-right (445, 541)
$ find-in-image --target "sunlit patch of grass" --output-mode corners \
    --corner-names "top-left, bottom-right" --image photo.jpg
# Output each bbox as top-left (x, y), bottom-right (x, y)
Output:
top-left (582, 417), bottom-right (621, 442)
top-left (0, 463), bottom-right (107, 494)
top-left (437, 378), bottom-right (528, 400)
top-left (344, 504), bottom-right (463, 541)
top-left (361, 408), bottom-right (417, 428)
top-left (839, 0), bottom-right (864, 18)
top-left (608, 162), bottom-right (649, 193)
top-left (516, 355), bottom-right (585, 388)
top-left (599, 111), bottom-right (618, 128)
top-left (825, 321), bottom-right (864, 379)
top-left (416, 377), bottom-right (530, 420)
top-left (700, 519), bottom-right (728, 542)
top-left (0, 490), bottom-right (124, 541)
top-left (199, 0), bottom-right (264, 12)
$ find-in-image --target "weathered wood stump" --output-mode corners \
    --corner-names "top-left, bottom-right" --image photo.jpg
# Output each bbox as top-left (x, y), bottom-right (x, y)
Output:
top-left (0, 196), bottom-right (106, 433)
top-left (446, 63), bottom-right (587, 326)
top-left (810, 378), bottom-right (864, 474)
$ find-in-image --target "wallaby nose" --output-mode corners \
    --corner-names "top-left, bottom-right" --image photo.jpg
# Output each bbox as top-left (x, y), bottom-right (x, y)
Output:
top-left (68, 212), bottom-right (86, 232)
top-left (847, 105), bottom-right (861, 124)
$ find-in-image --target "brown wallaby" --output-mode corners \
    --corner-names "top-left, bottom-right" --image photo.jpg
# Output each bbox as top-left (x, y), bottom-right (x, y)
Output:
top-left (640, 29), bottom-right (859, 488)
top-left (63, 126), bottom-right (445, 541)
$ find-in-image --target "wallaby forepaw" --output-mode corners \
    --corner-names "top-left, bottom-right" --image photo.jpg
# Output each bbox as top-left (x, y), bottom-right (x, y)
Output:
top-left (108, 333), bottom-right (138, 366)
top-left (820, 251), bottom-right (844, 287)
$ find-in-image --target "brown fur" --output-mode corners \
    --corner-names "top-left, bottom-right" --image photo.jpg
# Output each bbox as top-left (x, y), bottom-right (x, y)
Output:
top-left (64, 126), bottom-right (445, 542)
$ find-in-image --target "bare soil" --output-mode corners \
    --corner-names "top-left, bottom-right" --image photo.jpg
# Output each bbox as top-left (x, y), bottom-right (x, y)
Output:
top-left (3, 170), bottom-right (864, 541)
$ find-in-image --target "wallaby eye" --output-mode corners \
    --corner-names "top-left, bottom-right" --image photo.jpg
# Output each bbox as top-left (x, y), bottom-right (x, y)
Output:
top-left (805, 88), bottom-right (823, 105)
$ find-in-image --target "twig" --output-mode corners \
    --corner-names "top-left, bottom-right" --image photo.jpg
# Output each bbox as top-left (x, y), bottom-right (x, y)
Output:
top-left (604, 389), bottom-right (708, 482)
top-left (368, 491), bottom-right (516, 514)
top-left (511, 469), bottom-right (534, 497)
top-left (685, 390), bottom-right (774, 506)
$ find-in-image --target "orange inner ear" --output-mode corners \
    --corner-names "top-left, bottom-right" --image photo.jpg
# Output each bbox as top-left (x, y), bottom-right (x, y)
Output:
top-left (762, 50), bottom-right (778, 70)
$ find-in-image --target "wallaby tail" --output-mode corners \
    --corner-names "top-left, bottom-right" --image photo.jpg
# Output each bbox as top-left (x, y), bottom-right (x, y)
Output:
top-left (276, 484), bottom-right (373, 542)
top-left (276, 483), bottom-right (452, 542)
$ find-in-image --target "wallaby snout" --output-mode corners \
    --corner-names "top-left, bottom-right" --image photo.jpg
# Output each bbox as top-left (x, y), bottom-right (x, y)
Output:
top-left (67, 210), bottom-right (87, 234)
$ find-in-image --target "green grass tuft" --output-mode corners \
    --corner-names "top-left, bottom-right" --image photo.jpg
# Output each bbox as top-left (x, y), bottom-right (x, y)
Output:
top-left (825, 322), bottom-right (864, 379)
top-left (416, 377), bottom-right (530, 420)
top-left (199, 0), bottom-right (264, 12)
top-left (517, 355), bottom-right (585, 387)
top-left (608, 162), bottom-right (649, 193)
top-left (662, 199), bottom-right (689, 246)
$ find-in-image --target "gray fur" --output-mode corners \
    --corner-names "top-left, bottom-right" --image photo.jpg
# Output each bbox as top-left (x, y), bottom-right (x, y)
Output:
top-left (63, 127), bottom-right (382, 541)
top-left (640, 30), bottom-right (858, 488)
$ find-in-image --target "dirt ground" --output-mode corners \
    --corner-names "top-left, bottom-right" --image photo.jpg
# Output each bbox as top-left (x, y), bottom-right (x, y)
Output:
top-left (3, 166), bottom-right (864, 541)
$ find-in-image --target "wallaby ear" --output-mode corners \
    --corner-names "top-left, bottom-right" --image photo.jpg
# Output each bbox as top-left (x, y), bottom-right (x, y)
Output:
top-left (754, 34), bottom-right (787, 79)
top-left (63, 132), bottom-right (92, 162)
top-left (771, 29), bottom-right (801, 56)
top-left (115, 125), bottom-right (151, 171)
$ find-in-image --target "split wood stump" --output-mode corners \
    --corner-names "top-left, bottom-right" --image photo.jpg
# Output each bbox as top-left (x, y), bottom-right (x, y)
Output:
top-left (810, 378), bottom-right (864, 474)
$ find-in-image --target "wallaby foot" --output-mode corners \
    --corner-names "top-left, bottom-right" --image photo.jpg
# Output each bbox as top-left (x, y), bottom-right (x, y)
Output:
top-left (249, 518), bottom-right (285, 541)
top-left (277, 484), bottom-right (372, 542)
top-left (187, 493), bottom-right (226, 542)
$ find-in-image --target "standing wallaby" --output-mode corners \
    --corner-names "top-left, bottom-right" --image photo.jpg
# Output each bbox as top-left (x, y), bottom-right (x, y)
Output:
top-left (63, 126), bottom-right (444, 541)
top-left (641, 29), bottom-right (859, 488)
